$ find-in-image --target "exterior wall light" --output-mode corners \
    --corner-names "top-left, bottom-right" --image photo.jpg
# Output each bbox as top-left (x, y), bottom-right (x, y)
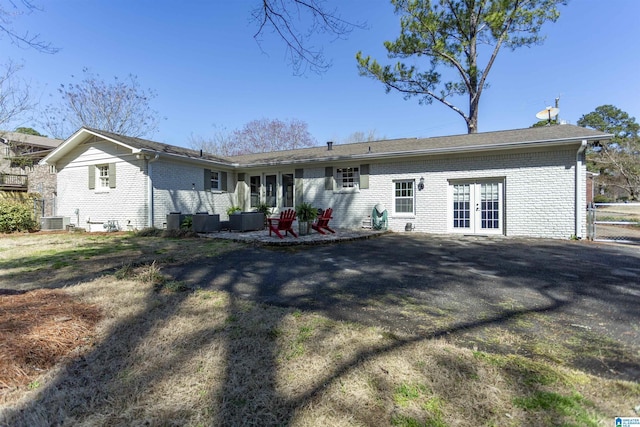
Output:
top-left (418, 177), bottom-right (425, 191)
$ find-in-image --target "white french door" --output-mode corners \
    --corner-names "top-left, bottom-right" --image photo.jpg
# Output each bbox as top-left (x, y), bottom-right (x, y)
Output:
top-left (450, 181), bottom-right (503, 235)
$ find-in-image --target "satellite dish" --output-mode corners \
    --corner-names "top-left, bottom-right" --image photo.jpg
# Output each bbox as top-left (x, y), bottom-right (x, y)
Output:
top-left (536, 107), bottom-right (560, 120)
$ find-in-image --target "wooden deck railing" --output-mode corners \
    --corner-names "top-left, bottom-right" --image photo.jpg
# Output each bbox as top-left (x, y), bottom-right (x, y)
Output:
top-left (0, 173), bottom-right (28, 190)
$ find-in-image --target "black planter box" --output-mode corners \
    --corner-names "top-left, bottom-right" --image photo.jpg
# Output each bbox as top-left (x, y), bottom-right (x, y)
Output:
top-left (229, 212), bottom-right (265, 232)
top-left (193, 213), bottom-right (220, 233)
top-left (166, 212), bottom-right (186, 231)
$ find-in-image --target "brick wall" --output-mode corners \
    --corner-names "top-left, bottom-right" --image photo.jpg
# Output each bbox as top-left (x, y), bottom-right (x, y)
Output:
top-left (291, 146), bottom-right (582, 239)
top-left (57, 143), bottom-right (239, 230)
top-left (56, 142), bottom-right (148, 230)
top-left (54, 138), bottom-right (584, 238)
top-left (151, 159), bottom-right (236, 227)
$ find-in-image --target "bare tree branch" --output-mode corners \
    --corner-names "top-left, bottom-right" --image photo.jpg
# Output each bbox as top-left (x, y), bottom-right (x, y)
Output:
top-left (231, 117), bottom-right (317, 153)
top-left (0, 0), bottom-right (58, 53)
top-left (252, 0), bottom-right (364, 75)
top-left (191, 118), bottom-right (317, 156)
top-left (189, 124), bottom-right (235, 157)
top-left (40, 69), bottom-right (162, 139)
top-left (0, 60), bottom-right (33, 128)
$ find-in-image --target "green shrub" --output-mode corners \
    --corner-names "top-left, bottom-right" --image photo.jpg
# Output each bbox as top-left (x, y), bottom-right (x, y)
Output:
top-left (255, 203), bottom-right (272, 227)
top-left (593, 194), bottom-right (611, 203)
top-left (0, 199), bottom-right (38, 233)
top-left (295, 202), bottom-right (318, 222)
top-left (226, 206), bottom-right (242, 216)
top-left (255, 202), bottom-right (272, 217)
top-left (181, 215), bottom-right (193, 230)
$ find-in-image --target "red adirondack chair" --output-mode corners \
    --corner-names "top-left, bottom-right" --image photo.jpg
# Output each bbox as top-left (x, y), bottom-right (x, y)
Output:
top-left (267, 209), bottom-right (298, 239)
top-left (311, 208), bottom-right (335, 235)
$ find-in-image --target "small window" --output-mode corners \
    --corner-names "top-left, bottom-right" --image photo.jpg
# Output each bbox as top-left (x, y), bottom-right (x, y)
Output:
top-left (336, 167), bottom-right (359, 188)
top-left (49, 165), bottom-right (57, 174)
top-left (204, 169), bottom-right (224, 192)
top-left (394, 180), bottom-right (414, 214)
top-left (98, 165), bottom-right (110, 188)
top-left (210, 171), bottom-right (220, 190)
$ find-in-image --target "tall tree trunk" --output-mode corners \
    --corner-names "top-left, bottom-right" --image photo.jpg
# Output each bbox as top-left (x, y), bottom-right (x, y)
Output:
top-left (467, 87), bottom-right (479, 134)
top-left (467, 100), bottom-right (479, 134)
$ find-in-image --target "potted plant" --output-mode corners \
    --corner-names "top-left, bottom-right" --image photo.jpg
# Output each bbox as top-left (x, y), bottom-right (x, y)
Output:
top-left (295, 202), bottom-right (318, 235)
top-left (255, 202), bottom-right (272, 229)
top-left (180, 215), bottom-right (193, 230)
top-left (226, 206), bottom-right (242, 217)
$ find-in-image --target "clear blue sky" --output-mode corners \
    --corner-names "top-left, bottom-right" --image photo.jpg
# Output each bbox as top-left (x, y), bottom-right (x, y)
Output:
top-left (4, 0), bottom-right (639, 147)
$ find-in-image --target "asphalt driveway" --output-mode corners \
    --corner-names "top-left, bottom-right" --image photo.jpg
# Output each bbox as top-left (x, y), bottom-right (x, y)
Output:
top-left (165, 233), bottom-right (640, 382)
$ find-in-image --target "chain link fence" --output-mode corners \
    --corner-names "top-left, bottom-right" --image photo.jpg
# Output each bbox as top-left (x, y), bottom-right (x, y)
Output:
top-left (587, 203), bottom-right (640, 243)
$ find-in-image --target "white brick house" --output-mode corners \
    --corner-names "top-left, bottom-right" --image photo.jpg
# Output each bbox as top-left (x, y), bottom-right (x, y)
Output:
top-left (41, 125), bottom-right (610, 238)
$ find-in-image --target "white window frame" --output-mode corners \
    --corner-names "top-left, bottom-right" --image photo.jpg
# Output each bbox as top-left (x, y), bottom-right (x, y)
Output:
top-left (97, 164), bottom-right (110, 189)
top-left (336, 166), bottom-right (360, 190)
top-left (333, 165), bottom-right (360, 194)
top-left (393, 179), bottom-right (415, 216)
top-left (210, 171), bottom-right (220, 191)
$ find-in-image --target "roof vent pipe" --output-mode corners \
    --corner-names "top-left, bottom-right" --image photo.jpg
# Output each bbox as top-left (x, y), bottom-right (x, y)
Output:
top-left (327, 141), bottom-right (333, 151)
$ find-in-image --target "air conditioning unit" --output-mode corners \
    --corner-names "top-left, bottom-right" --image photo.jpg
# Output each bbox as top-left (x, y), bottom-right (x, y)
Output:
top-left (41, 216), bottom-right (71, 231)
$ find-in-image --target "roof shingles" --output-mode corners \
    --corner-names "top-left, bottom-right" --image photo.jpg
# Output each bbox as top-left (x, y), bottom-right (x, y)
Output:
top-left (227, 124), bottom-right (610, 166)
top-left (77, 124), bottom-right (611, 168)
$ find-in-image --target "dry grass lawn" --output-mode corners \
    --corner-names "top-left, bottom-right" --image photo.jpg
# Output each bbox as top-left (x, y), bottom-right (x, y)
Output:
top-left (595, 203), bottom-right (640, 222)
top-left (0, 289), bottom-right (101, 390)
top-left (0, 232), bottom-right (638, 426)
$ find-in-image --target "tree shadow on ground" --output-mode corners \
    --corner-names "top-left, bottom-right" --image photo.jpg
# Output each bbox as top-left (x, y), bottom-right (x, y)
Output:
top-left (1, 234), bottom-right (639, 425)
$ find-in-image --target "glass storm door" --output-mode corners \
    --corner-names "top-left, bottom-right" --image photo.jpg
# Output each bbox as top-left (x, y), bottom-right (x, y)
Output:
top-left (265, 175), bottom-right (277, 207)
top-left (250, 176), bottom-right (261, 208)
top-left (451, 181), bottom-right (503, 234)
top-left (281, 173), bottom-right (294, 208)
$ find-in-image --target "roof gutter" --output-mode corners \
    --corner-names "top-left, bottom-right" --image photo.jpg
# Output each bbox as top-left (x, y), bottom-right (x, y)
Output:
top-left (349, 136), bottom-right (606, 160)
top-left (136, 152), bottom-right (160, 228)
top-left (135, 148), bottom-right (234, 168)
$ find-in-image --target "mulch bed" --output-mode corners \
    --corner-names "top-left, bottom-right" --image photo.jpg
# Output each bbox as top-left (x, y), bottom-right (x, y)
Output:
top-left (0, 289), bottom-right (101, 391)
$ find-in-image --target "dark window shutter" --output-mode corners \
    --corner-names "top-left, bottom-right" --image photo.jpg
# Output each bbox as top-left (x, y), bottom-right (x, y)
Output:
top-left (221, 171), bottom-right (228, 191)
top-left (360, 164), bottom-right (369, 189)
top-left (109, 163), bottom-right (116, 188)
top-left (324, 167), bottom-right (333, 190)
top-left (88, 165), bottom-right (95, 189)
top-left (204, 169), bottom-right (211, 191)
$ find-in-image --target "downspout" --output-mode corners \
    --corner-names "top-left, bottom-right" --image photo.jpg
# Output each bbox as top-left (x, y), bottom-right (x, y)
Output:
top-left (146, 153), bottom-right (160, 228)
top-left (575, 140), bottom-right (587, 238)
